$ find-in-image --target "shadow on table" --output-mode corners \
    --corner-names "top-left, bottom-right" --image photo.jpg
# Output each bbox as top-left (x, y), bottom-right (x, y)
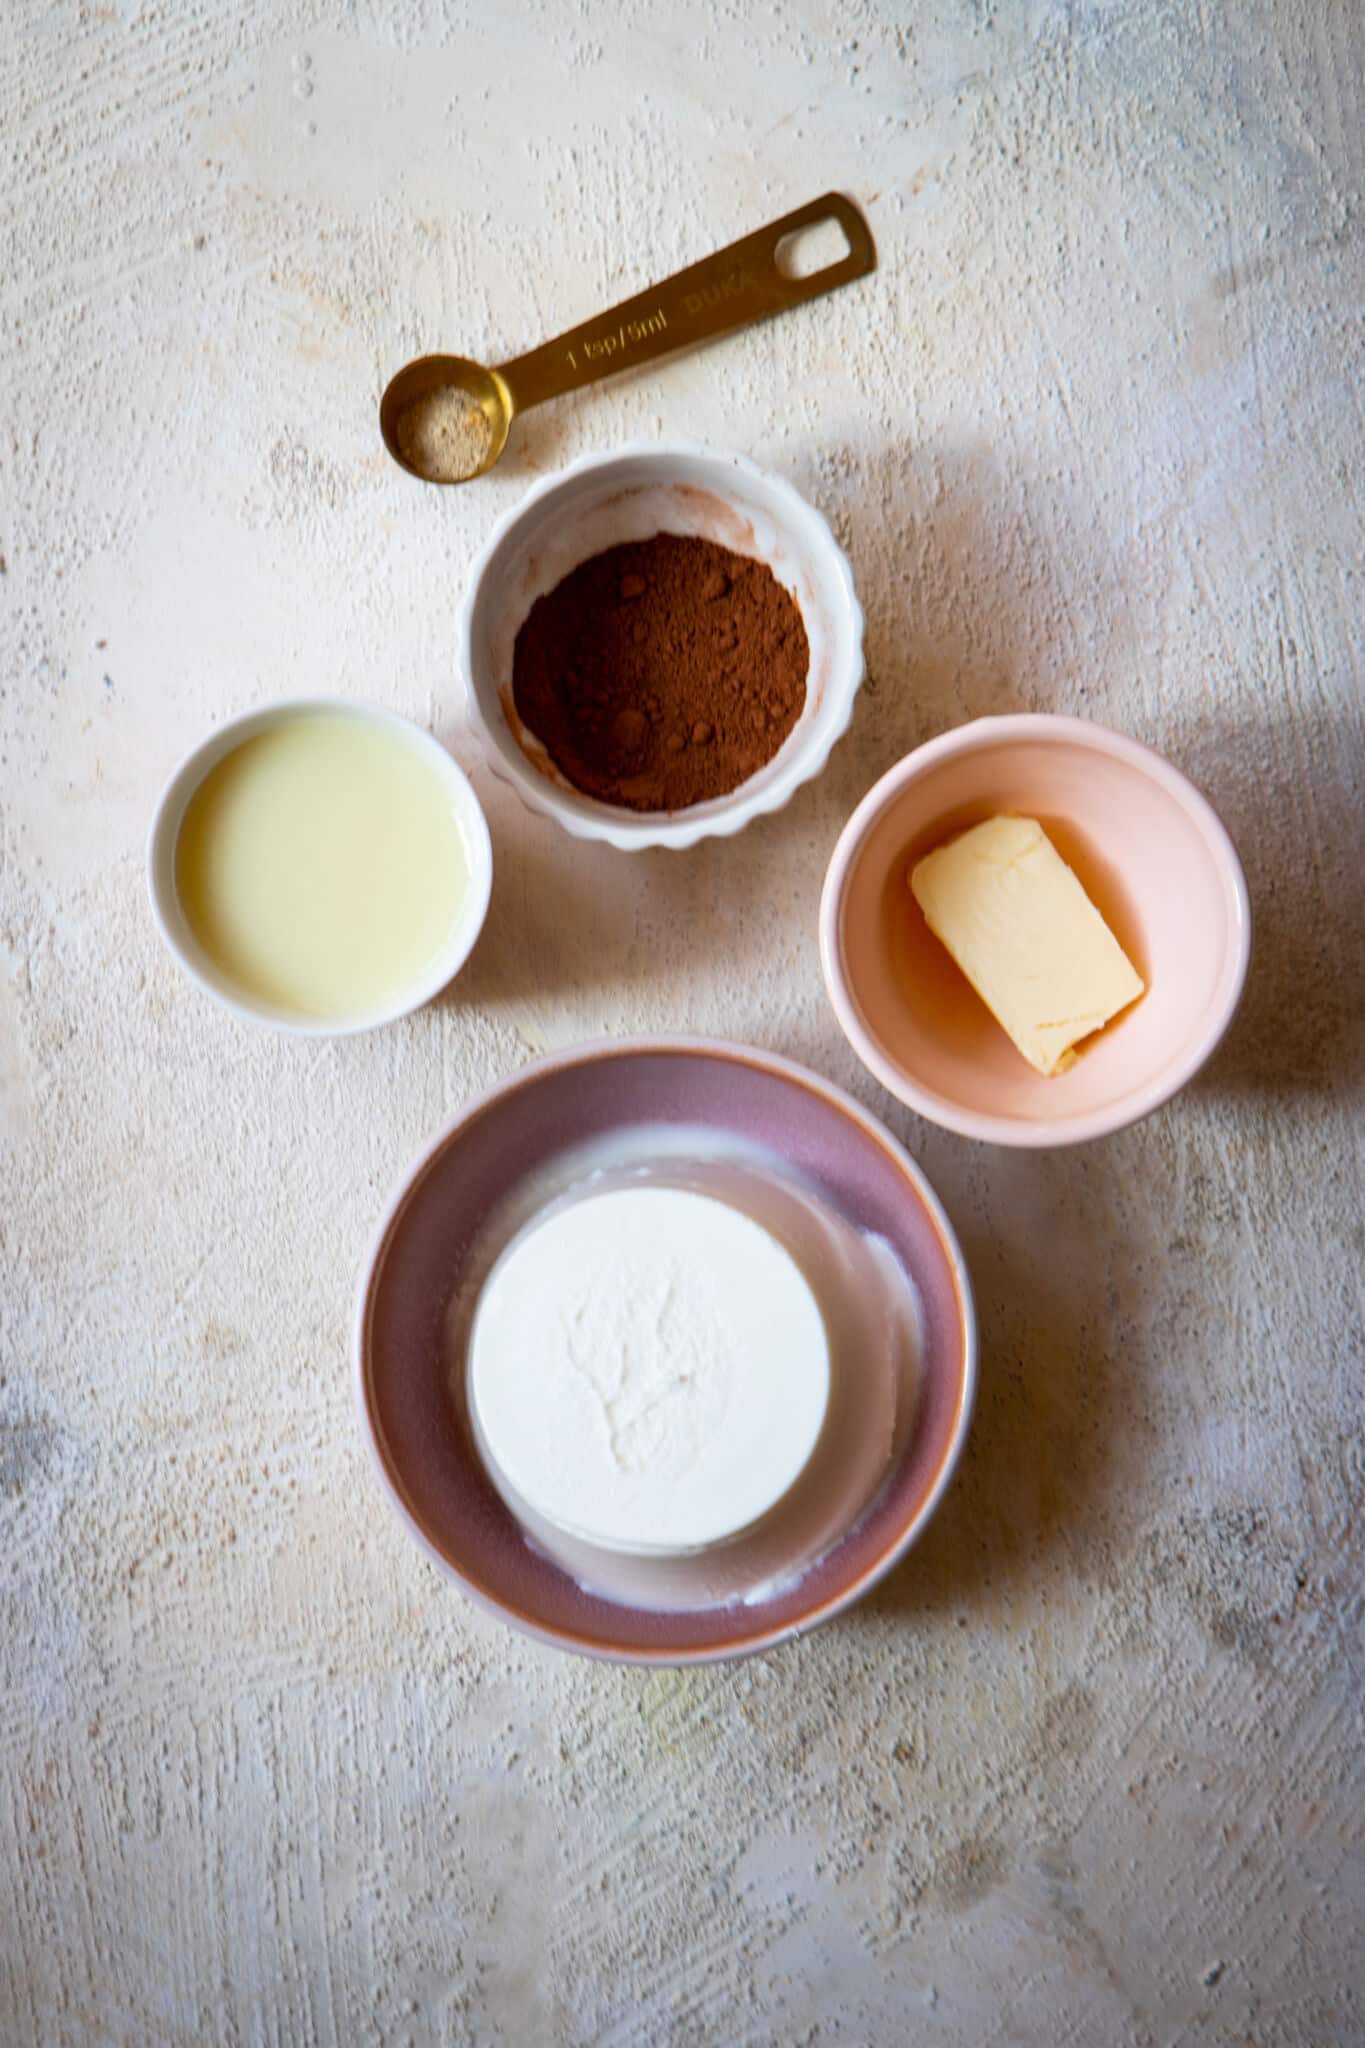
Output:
top-left (434, 769), bottom-right (861, 1016)
top-left (432, 802), bottom-right (635, 1012)
top-left (859, 1199), bottom-right (1123, 1623)
top-left (1172, 702), bottom-right (1364, 1108)
top-left (802, 434), bottom-right (1131, 787)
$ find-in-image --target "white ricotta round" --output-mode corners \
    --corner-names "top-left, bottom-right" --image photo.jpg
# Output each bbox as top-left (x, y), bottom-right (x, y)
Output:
top-left (468, 1186), bottom-right (831, 1554)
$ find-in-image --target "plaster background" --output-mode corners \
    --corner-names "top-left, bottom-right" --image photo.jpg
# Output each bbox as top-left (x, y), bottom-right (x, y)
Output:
top-left (2, 2), bottom-right (1362, 2042)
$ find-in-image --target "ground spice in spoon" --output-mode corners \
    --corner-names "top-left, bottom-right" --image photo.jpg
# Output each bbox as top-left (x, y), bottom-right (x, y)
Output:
top-left (395, 385), bottom-right (494, 481)
top-left (510, 533), bottom-right (809, 812)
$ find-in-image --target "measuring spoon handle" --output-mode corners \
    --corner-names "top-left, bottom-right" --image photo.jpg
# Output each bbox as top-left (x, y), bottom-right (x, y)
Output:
top-left (495, 192), bottom-right (875, 415)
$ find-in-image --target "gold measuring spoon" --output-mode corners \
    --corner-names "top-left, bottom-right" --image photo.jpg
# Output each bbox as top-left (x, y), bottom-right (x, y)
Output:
top-left (380, 192), bottom-right (876, 485)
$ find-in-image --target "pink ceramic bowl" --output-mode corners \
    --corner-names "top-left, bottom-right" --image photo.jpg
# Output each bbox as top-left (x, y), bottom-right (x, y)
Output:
top-left (354, 1039), bottom-right (976, 1664)
top-left (820, 716), bottom-right (1251, 1147)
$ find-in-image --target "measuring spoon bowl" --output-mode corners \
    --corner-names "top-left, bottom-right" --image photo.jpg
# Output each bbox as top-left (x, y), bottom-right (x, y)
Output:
top-left (379, 355), bottom-right (511, 484)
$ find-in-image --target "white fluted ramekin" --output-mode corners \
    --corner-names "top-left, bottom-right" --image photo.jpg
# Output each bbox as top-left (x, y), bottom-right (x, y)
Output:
top-left (458, 442), bottom-right (864, 851)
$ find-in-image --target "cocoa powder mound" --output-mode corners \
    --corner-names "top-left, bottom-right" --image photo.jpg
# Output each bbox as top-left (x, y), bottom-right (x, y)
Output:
top-left (510, 533), bottom-right (809, 812)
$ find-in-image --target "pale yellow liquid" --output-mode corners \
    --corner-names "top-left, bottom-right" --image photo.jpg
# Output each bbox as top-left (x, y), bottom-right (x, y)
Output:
top-left (175, 712), bottom-right (469, 1021)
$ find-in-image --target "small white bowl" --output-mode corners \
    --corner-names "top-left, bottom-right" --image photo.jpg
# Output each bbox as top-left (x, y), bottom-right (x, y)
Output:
top-left (458, 442), bottom-right (865, 851)
top-left (147, 697), bottom-right (493, 1036)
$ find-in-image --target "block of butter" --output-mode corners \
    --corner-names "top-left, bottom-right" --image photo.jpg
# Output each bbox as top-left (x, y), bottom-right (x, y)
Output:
top-left (910, 816), bottom-right (1145, 1076)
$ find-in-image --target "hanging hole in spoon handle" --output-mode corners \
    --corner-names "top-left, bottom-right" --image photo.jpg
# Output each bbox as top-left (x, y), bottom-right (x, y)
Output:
top-left (496, 192), bottom-right (877, 415)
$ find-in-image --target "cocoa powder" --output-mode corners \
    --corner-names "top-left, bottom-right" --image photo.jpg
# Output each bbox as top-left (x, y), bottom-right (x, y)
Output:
top-left (510, 533), bottom-right (809, 812)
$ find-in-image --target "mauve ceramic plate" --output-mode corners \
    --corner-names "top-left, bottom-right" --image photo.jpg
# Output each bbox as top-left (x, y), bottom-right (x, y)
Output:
top-left (354, 1039), bottom-right (976, 1664)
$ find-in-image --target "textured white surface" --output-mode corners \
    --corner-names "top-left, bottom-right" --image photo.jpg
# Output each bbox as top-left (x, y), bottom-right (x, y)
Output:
top-left (2, 3), bottom-right (1362, 2044)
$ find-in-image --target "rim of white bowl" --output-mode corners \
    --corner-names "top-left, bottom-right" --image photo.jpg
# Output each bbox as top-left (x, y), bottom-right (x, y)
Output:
top-left (819, 714), bottom-right (1253, 1148)
top-left (457, 440), bottom-right (865, 851)
top-left (146, 695), bottom-right (493, 1037)
top-left (352, 1034), bottom-right (978, 1665)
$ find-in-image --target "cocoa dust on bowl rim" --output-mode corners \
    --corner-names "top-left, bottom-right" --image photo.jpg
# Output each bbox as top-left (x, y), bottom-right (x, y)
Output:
top-left (457, 443), bottom-right (866, 852)
top-left (353, 1038), bottom-right (977, 1664)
